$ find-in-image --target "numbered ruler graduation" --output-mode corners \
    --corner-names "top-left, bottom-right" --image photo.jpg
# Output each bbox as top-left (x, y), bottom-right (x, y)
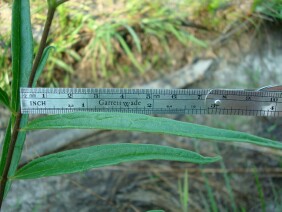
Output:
top-left (20, 85), bottom-right (282, 116)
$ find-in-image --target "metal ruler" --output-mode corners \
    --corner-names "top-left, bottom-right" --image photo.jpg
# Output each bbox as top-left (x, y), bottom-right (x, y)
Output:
top-left (20, 85), bottom-right (282, 116)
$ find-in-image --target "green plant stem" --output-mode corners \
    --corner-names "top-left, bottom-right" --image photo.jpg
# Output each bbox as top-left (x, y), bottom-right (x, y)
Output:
top-left (28, 7), bottom-right (55, 86)
top-left (0, 6), bottom-right (56, 209)
top-left (0, 113), bottom-right (22, 206)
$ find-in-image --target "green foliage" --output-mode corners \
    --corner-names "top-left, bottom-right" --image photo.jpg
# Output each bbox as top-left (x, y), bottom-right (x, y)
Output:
top-left (10, 0), bottom-right (21, 112)
top-left (1, 0), bottom-right (279, 89)
top-left (32, 46), bottom-right (55, 87)
top-left (1, 0), bottom-right (33, 198)
top-left (115, 33), bottom-right (144, 72)
top-left (253, 167), bottom-right (266, 212)
top-left (147, 210), bottom-right (165, 212)
top-left (199, 0), bottom-right (229, 12)
top-left (0, 88), bottom-right (11, 111)
top-left (13, 143), bottom-right (220, 179)
top-left (6, 115), bottom-right (29, 196)
top-left (202, 171), bottom-right (218, 212)
top-left (47, 0), bottom-right (68, 9)
top-left (178, 170), bottom-right (189, 212)
top-left (195, 142), bottom-right (218, 212)
top-left (0, 37), bottom-right (11, 95)
top-left (53, 0), bottom-right (208, 79)
top-left (24, 112), bottom-right (282, 149)
top-left (0, 120), bottom-right (11, 176)
top-left (43, 4), bottom-right (84, 84)
top-left (11, 0), bottom-right (33, 112)
top-left (214, 144), bottom-right (236, 211)
top-left (253, 0), bottom-right (282, 20)
top-left (0, 0), bottom-right (281, 208)
top-left (0, 0), bottom-right (214, 205)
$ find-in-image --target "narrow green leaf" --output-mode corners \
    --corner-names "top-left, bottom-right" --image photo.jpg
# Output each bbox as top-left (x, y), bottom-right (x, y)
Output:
top-left (144, 26), bottom-right (170, 54)
top-left (24, 112), bottom-right (282, 149)
top-left (48, 0), bottom-right (68, 8)
top-left (19, 0), bottom-right (33, 87)
top-left (104, 27), bottom-right (114, 66)
top-left (0, 119), bottom-right (12, 176)
top-left (32, 46), bottom-right (55, 87)
top-left (68, 49), bottom-right (81, 61)
top-left (178, 170), bottom-right (189, 212)
top-left (50, 57), bottom-right (74, 73)
top-left (13, 143), bottom-right (220, 179)
top-left (99, 45), bottom-right (108, 77)
top-left (11, 0), bottom-right (33, 111)
top-left (11, 0), bottom-right (20, 112)
top-left (214, 144), bottom-right (237, 211)
top-left (123, 24), bottom-right (142, 53)
top-left (0, 88), bottom-right (11, 111)
top-left (7, 0), bottom-right (33, 198)
top-left (5, 115), bottom-right (29, 197)
top-left (165, 23), bottom-right (187, 45)
top-left (115, 34), bottom-right (143, 72)
top-left (253, 167), bottom-right (266, 211)
top-left (186, 33), bottom-right (208, 48)
top-left (195, 142), bottom-right (218, 212)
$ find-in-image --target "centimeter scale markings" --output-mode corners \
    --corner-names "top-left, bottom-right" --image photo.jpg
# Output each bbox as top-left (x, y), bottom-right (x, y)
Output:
top-left (20, 87), bottom-right (282, 117)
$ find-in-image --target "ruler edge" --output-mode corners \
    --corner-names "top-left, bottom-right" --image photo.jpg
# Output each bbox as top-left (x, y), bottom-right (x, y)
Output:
top-left (20, 87), bottom-right (282, 116)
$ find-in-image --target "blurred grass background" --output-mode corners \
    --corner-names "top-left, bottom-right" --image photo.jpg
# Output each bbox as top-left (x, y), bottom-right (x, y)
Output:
top-left (0, 0), bottom-right (281, 92)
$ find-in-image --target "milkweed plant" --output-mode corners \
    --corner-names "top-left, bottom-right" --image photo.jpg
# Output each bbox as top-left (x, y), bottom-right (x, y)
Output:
top-left (0, 0), bottom-right (281, 209)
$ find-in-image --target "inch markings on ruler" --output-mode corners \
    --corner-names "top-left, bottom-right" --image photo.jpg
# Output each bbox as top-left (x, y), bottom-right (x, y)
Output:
top-left (20, 87), bottom-right (282, 116)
